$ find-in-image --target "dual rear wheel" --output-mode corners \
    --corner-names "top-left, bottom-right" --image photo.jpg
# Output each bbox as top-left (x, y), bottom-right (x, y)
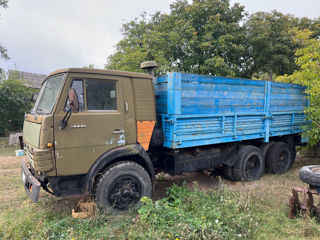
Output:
top-left (224, 141), bottom-right (295, 182)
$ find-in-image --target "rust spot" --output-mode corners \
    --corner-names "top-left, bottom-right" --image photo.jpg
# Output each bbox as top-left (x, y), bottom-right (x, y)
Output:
top-left (289, 186), bottom-right (320, 221)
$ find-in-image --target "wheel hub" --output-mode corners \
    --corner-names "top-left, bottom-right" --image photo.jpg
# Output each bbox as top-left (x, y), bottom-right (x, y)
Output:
top-left (108, 175), bottom-right (141, 210)
top-left (245, 155), bottom-right (260, 178)
top-left (277, 150), bottom-right (289, 171)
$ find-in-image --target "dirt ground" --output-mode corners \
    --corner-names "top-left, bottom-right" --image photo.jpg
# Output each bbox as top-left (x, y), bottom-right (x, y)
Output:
top-left (1, 153), bottom-right (319, 211)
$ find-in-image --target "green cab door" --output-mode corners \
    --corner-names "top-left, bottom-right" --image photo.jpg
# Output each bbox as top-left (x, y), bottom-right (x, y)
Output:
top-left (53, 73), bottom-right (125, 176)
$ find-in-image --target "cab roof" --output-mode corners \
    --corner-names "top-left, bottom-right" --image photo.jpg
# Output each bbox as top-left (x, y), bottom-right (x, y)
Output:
top-left (48, 68), bottom-right (153, 79)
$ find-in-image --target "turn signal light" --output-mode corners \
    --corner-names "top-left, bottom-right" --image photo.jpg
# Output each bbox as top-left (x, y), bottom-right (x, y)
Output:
top-left (47, 142), bottom-right (53, 148)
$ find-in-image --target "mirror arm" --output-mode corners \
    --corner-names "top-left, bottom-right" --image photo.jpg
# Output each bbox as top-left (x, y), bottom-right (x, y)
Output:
top-left (59, 108), bottom-right (72, 130)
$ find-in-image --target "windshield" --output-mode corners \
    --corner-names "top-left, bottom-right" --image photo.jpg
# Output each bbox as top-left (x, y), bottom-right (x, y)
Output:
top-left (32, 74), bottom-right (65, 115)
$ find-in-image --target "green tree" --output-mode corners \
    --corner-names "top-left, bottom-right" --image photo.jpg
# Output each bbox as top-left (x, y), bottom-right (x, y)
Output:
top-left (106, 1), bottom-right (320, 78)
top-left (245, 11), bottom-right (319, 78)
top-left (106, 0), bottom-right (248, 77)
top-left (277, 29), bottom-right (320, 145)
top-left (0, 73), bottom-right (36, 136)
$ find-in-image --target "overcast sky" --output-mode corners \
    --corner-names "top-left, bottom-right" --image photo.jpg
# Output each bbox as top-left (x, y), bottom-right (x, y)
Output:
top-left (0, 0), bottom-right (319, 75)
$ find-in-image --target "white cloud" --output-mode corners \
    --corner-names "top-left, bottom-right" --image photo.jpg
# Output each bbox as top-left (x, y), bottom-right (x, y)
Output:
top-left (0, 0), bottom-right (172, 74)
top-left (0, 0), bottom-right (319, 74)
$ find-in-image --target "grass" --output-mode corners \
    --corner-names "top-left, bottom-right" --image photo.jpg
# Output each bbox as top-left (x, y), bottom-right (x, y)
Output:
top-left (0, 184), bottom-right (259, 239)
top-left (0, 151), bottom-right (319, 239)
top-left (0, 138), bottom-right (17, 156)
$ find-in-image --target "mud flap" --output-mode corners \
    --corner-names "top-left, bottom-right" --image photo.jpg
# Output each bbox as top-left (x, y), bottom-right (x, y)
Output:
top-left (21, 158), bottom-right (41, 202)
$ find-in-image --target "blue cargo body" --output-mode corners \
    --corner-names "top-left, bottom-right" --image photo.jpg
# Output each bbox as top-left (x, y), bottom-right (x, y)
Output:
top-left (155, 72), bottom-right (309, 149)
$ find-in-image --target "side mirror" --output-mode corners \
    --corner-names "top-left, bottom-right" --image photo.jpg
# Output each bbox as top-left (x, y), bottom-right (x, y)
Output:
top-left (68, 88), bottom-right (79, 113)
top-left (31, 92), bottom-right (39, 103)
top-left (59, 88), bottom-right (79, 130)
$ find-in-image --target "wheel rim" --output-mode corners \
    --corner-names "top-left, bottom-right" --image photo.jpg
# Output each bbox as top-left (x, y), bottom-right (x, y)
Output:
top-left (107, 175), bottom-right (142, 210)
top-left (245, 154), bottom-right (261, 179)
top-left (277, 149), bottom-right (289, 172)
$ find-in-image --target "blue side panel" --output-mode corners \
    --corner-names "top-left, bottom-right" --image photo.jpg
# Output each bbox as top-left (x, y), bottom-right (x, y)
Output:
top-left (167, 73), bottom-right (182, 114)
top-left (162, 114), bottom-right (266, 148)
top-left (180, 73), bottom-right (265, 114)
top-left (155, 72), bottom-right (308, 149)
top-left (269, 82), bottom-right (308, 137)
top-left (154, 76), bottom-right (168, 115)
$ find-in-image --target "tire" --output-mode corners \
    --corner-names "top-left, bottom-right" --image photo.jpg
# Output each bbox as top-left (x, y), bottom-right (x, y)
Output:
top-left (284, 135), bottom-right (297, 166)
top-left (233, 145), bottom-right (264, 181)
top-left (223, 165), bottom-right (236, 181)
top-left (299, 165), bottom-right (320, 187)
top-left (289, 147), bottom-right (297, 167)
top-left (260, 142), bottom-right (275, 162)
top-left (95, 161), bottom-right (152, 213)
top-left (266, 142), bottom-right (292, 174)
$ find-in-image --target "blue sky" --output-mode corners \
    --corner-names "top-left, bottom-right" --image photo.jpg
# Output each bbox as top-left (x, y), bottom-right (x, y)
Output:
top-left (0, 0), bottom-right (319, 74)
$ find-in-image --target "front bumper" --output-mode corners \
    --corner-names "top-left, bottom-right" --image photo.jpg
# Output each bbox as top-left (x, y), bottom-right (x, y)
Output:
top-left (21, 158), bottom-right (41, 202)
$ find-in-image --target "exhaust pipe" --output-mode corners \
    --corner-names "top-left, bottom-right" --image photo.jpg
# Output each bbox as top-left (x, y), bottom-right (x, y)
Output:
top-left (140, 61), bottom-right (158, 77)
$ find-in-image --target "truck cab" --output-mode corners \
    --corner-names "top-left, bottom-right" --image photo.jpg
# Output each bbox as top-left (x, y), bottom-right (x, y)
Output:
top-left (22, 68), bottom-right (157, 211)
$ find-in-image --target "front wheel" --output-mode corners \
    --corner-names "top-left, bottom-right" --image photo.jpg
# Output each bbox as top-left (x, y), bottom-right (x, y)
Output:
top-left (95, 161), bottom-right (152, 213)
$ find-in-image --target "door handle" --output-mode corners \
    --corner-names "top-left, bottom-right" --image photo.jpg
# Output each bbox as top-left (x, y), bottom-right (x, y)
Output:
top-left (113, 129), bottom-right (125, 134)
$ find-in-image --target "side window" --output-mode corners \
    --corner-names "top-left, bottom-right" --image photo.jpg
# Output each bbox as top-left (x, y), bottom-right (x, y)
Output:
top-left (86, 79), bottom-right (117, 111)
top-left (65, 79), bottom-right (84, 112)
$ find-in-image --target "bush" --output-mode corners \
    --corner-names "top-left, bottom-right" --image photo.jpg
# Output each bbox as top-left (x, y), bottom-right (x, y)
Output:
top-left (0, 77), bottom-right (36, 136)
top-left (277, 29), bottom-right (320, 145)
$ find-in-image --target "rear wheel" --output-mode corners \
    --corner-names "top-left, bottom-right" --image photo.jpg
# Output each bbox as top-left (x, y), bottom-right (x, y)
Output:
top-left (289, 146), bottom-right (297, 168)
top-left (284, 136), bottom-right (297, 166)
top-left (266, 142), bottom-right (292, 174)
top-left (260, 142), bottom-right (275, 163)
top-left (233, 145), bottom-right (264, 181)
top-left (95, 161), bottom-right (152, 213)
